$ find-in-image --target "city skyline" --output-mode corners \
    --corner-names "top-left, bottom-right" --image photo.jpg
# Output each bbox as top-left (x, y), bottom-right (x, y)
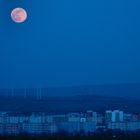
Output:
top-left (0, 109), bottom-right (139, 135)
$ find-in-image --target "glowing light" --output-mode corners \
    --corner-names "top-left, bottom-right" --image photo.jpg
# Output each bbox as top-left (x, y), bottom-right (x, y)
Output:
top-left (11, 8), bottom-right (27, 23)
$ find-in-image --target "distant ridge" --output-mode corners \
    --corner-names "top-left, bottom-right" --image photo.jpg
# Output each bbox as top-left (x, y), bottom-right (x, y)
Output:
top-left (46, 83), bottom-right (140, 98)
top-left (0, 94), bottom-right (139, 113)
top-left (0, 83), bottom-right (140, 99)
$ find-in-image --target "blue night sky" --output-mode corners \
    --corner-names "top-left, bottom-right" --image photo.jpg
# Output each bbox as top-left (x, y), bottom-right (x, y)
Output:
top-left (0, 0), bottom-right (140, 88)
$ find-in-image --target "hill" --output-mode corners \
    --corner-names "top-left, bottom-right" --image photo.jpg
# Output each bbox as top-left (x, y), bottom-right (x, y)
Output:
top-left (0, 94), bottom-right (139, 114)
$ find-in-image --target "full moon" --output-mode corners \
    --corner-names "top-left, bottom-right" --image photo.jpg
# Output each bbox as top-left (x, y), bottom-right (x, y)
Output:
top-left (11, 8), bottom-right (27, 23)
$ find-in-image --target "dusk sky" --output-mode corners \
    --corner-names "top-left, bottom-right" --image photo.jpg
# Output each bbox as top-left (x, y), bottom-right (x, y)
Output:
top-left (0, 0), bottom-right (140, 88)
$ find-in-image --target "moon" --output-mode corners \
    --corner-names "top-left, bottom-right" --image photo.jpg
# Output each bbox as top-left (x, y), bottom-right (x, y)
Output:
top-left (11, 8), bottom-right (27, 23)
